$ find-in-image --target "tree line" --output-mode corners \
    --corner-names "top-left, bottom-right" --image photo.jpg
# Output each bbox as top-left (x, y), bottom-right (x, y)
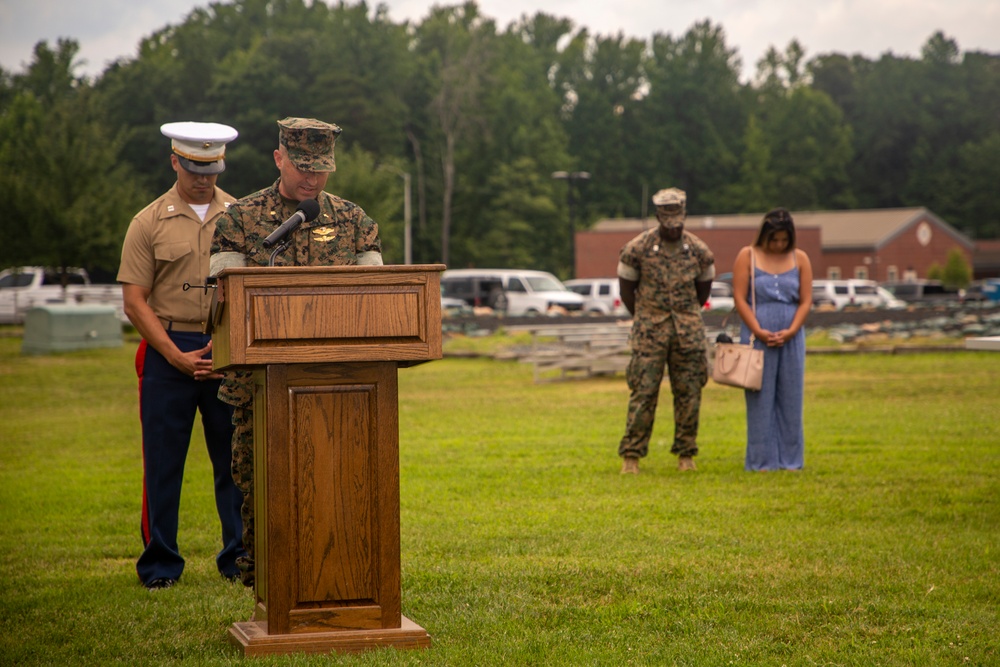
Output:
top-left (1, 0), bottom-right (998, 280)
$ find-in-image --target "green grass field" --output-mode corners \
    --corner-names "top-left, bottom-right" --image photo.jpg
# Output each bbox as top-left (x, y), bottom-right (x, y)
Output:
top-left (0, 333), bottom-right (997, 666)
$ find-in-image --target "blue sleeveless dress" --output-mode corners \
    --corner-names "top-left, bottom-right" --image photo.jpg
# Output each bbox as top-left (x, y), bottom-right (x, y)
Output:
top-left (739, 264), bottom-right (805, 471)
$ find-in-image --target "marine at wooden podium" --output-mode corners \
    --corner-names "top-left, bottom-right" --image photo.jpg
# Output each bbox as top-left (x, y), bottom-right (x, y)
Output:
top-left (209, 116), bottom-right (383, 588)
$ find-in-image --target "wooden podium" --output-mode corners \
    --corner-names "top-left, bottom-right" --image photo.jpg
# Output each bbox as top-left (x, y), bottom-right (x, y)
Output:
top-left (211, 265), bottom-right (443, 656)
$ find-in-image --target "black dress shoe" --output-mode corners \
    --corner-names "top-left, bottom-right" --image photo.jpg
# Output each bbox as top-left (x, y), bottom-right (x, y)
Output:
top-left (144, 577), bottom-right (177, 590)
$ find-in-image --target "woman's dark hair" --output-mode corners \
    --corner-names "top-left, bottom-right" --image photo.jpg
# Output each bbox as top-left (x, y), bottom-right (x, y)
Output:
top-left (754, 207), bottom-right (796, 249)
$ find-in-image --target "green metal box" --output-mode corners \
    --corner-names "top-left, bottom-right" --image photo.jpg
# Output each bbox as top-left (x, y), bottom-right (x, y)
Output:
top-left (21, 305), bottom-right (123, 355)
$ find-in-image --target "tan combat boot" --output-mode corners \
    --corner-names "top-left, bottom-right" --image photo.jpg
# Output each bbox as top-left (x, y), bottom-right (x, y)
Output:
top-left (620, 456), bottom-right (639, 474)
top-left (678, 456), bottom-right (697, 471)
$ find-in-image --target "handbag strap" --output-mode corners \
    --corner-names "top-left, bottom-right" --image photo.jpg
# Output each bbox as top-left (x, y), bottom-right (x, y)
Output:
top-left (719, 247), bottom-right (758, 346)
top-left (747, 249), bottom-right (757, 345)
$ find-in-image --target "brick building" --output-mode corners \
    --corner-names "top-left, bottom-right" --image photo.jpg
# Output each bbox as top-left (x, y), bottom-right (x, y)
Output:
top-left (575, 207), bottom-right (975, 282)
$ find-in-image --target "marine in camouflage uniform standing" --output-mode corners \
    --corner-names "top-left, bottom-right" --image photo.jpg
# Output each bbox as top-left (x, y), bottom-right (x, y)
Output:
top-left (209, 117), bottom-right (383, 585)
top-left (617, 187), bottom-right (715, 474)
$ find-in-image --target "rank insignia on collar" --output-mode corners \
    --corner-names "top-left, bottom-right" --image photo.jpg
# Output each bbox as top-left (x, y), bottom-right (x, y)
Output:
top-left (312, 226), bottom-right (337, 242)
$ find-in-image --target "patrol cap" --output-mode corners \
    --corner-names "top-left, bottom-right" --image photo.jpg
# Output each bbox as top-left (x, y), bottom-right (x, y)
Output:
top-left (160, 121), bottom-right (238, 175)
top-left (278, 117), bottom-right (342, 172)
top-left (652, 187), bottom-right (686, 210)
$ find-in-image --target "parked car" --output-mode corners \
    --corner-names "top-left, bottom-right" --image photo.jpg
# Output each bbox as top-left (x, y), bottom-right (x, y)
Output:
top-left (564, 278), bottom-right (629, 316)
top-left (881, 279), bottom-right (960, 304)
top-left (441, 295), bottom-right (473, 316)
top-left (0, 266), bottom-right (128, 324)
top-left (812, 279), bottom-right (884, 310)
top-left (440, 269), bottom-right (584, 316)
top-left (704, 281), bottom-right (735, 311)
top-left (960, 282), bottom-right (988, 304)
top-left (875, 286), bottom-right (908, 310)
top-left (959, 280), bottom-right (1000, 305)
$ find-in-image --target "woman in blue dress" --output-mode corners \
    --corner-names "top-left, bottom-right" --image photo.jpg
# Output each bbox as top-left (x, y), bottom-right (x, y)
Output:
top-left (731, 209), bottom-right (813, 471)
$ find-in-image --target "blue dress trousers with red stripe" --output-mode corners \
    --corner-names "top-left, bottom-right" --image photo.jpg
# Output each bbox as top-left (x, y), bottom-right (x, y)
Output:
top-left (135, 331), bottom-right (245, 584)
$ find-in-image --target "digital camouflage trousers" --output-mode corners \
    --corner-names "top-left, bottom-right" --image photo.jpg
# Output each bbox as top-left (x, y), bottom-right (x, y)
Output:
top-left (618, 342), bottom-right (707, 459)
top-left (230, 406), bottom-right (255, 584)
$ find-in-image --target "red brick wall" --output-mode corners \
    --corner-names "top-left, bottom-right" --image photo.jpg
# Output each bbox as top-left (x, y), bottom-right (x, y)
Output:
top-left (575, 230), bottom-right (643, 278)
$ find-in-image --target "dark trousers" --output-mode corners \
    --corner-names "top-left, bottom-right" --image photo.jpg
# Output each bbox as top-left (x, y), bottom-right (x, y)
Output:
top-left (135, 332), bottom-right (245, 584)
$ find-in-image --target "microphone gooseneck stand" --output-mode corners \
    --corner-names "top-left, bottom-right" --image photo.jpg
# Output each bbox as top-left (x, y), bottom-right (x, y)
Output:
top-left (269, 240), bottom-right (292, 267)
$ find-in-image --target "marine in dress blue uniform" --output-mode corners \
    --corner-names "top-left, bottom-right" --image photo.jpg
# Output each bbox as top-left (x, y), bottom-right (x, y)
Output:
top-left (118, 122), bottom-right (246, 589)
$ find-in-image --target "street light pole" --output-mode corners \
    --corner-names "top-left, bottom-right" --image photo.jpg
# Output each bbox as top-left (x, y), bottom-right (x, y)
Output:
top-left (380, 165), bottom-right (413, 265)
top-left (552, 170), bottom-right (591, 278)
top-left (401, 171), bottom-right (412, 265)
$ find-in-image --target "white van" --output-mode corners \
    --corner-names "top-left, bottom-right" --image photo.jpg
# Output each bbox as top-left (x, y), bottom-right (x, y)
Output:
top-left (812, 279), bottom-right (884, 309)
top-left (441, 269), bottom-right (585, 316)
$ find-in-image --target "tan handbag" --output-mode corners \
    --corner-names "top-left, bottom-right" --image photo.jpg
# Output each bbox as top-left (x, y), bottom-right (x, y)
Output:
top-left (712, 340), bottom-right (764, 390)
top-left (712, 250), bottom-right (764, 391)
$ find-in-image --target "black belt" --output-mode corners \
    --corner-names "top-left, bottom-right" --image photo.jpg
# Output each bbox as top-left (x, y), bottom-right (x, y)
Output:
top-left (160, 319), bottom-right (205, 333)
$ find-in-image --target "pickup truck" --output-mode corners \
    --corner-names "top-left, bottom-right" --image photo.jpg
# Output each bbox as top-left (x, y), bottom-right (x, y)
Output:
top-left (0, 266), bottom-right (128, 324)
top-left (881, 279), bottom-right (960, 305)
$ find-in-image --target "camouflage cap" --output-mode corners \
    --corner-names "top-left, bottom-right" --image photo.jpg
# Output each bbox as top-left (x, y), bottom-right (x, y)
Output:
top-left (277, 117), bottom-right (341, 172)
top-left (652, 187), bottom-right (686, 209)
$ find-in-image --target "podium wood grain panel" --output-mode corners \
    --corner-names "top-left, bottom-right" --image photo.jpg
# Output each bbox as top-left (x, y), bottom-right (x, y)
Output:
top-left (252, 288), bottom-right (421, 341)
top-left (293, 387), bottom-right (374, 604)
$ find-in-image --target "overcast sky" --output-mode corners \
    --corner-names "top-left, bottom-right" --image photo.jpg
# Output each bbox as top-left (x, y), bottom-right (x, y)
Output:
top-left (2, 0), bottom-right (998, 81)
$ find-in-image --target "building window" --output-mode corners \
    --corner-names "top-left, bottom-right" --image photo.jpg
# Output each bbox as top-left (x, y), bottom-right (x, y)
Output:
top-left (903, 269), bottom-right (918, 281)
top-left (886, 265), bottom-right (898, 282)
top-left (828, 267), bottom-right (841, 279)
top-left (855, 267), bottom-right (868, 280)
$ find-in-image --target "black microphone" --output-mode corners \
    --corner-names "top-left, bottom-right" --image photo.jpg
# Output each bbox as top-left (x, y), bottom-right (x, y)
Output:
top-left (262, 199), bottom-right (321, 248)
